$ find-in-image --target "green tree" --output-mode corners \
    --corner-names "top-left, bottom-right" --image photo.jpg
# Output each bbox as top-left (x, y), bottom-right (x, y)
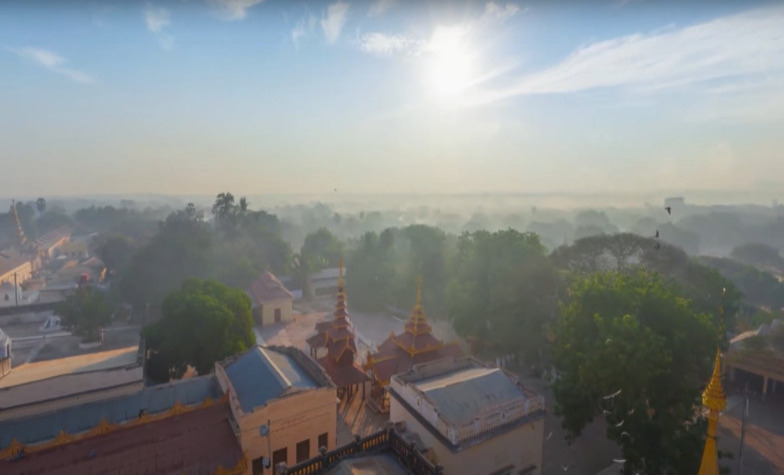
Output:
top-left (552, 271), bottom-right (718, 474)
top-left (345, 230), bottom-right (395, 311)
top-left (302, 228), bottom-right (342, 269)
top-left (142, 278), bottom-right (255, 380)
top-left (56, 286), bottom-right (113, 342)
top-left (447, 229), bottom-right (560, 366)
top-left (97, 235), bottom-right (134, 275)
top-left (36, 197), bottom-right (46, 214)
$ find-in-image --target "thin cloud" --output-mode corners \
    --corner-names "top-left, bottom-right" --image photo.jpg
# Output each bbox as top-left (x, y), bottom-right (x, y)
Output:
top-left (7, 46), bottom-right (94, 84)
top-left (321, 2), bottom-right (349, 44)
top-left (292, 14), bottom-right (317, 47)
top-left (144, 4), bottom-right (170, 32)
top-left (209, 0), bottom-right (265, 21)
top-left (359, 33), bottom-right (422, 56)
top-left (368, 0), bottom-right (394, 17)
top-left (477, 5), bottom-right (784, 102)
top-left (480, 2), bottom-right (522, 24)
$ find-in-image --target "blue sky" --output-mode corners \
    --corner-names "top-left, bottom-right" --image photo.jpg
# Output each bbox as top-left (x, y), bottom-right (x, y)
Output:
top-left (2, 0), bottom-right (783, 197)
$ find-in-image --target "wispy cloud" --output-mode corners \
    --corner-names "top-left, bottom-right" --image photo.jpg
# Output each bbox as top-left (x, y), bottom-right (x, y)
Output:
top-left (480, 2), bottom-right (522, 24)
top-left (292, 14), bottom-right (317, 47)
top-left (7, 46), bottom-right (94, 84)
top-left (359, 32), bottom-right (422, 56)
top-left (368, 0), bottom-right (394, 17)
top-left (144, 4), bottom-right (170, 32)
top-left (474, 5), bottom-right (784, 103)
top-left (209, 0), bottom-right (265, 21)
top-left (321, 2), bottom-right (349, 44)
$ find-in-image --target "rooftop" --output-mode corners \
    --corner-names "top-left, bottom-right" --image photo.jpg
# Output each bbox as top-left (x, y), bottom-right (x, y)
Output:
top-left (247, 271), bottom-right (295, 305)
top-left (0, 346), bottom-right (139, 389)
top-left (0, 375), bottom-right (221, 448)
top-left (0, 249), bottom-right (28, 277)
top-left (415, 366), bottom-right (529, 427)
top-left (326, 453), bottom-right (408, 475)
top-left (222, 345), bottom-right (322, 413)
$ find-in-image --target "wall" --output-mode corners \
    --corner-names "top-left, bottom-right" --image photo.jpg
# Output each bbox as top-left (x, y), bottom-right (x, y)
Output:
top-left (0, 357), bottom-right (10, 379)
top-left (237, 387), bottom-right (337, 474)
top-left (391, 397), bottom-right (543, 475)
top-left (259, 299), bottom-right (293, 326)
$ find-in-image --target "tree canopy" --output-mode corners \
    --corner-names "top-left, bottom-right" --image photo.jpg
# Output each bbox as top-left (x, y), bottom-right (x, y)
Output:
top-left (142, 278), bottom-right (255, 380)
top-left (56, 286), bottom-right (113, 342)
top-left (551, 271), bottom-right (719, 474)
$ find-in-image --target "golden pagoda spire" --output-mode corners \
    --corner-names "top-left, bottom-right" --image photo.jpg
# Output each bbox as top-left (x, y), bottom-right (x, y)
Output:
top-left (698, 291), bottom-right (727, 475)
top-left (405, 275), bottom-right (431, 336)
top-left (415, 275), bottom-right (423, 310)
top-left (338, 257), bottom-right (344, 289)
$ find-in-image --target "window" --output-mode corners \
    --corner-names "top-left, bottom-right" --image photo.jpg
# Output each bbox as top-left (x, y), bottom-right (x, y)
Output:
top-left (296, 439), bottom-right (310, 463)
top-left (272, 448), bottom-right (287, 474)
top-left (274, 308), bottom-right (282, 323)
top-left (252, 456), bottom-right (265, 475)
top-left (318, 432), bottom-right (328, 451)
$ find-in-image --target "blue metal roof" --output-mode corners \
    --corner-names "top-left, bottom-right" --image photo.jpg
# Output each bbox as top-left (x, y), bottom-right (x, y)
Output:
top-left (224, 346), bottom-right (317, 413)
top-left (0, 375), bottom-right (220, 448)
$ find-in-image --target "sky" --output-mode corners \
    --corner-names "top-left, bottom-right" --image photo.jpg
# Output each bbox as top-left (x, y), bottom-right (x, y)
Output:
top-left (2, 0), bottom-right (784, 198)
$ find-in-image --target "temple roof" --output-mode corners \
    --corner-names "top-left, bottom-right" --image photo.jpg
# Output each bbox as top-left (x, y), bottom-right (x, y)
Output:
top-left (247, 271), bottom-right (295, 306)
top-left (367, 277), bottom-right (465, 384)
top-left (702, 349), bottom-right (726, 412)
top-left (317, 356), bottom-right (369, 387)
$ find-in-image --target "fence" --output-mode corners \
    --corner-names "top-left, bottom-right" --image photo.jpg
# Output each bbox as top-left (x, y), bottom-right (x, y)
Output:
top-left (282, 426), bottom-right (443, 475)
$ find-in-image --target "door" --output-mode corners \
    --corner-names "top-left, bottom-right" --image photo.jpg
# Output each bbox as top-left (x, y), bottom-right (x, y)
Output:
top-left (274, 308), bottom-right (282, 323)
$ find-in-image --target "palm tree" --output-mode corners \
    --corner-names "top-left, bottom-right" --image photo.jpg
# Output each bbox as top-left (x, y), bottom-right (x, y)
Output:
top-left (212, 192), bottom-right (236, 228)
top-left (292, 252), bottom-right (315, 300)
top-left (36, 197), bottom-right (46, 214)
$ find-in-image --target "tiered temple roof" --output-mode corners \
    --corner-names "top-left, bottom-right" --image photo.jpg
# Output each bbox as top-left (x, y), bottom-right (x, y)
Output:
top-left (306, 261), bottom-right (368, 389)
top-left (365, 277), bottom-right (464, 386)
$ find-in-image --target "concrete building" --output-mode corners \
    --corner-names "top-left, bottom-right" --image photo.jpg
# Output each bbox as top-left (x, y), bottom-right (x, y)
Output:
top-left (56, 240), bottom-right (89, 260)
top-left (389, 357), bottom-right (546, 475)
top-left (248, 272), bottom-right (295, 326)
top-left (0, 345), bottom-right (145, 421)
top-left (215, 345), bottom-right (338, 474)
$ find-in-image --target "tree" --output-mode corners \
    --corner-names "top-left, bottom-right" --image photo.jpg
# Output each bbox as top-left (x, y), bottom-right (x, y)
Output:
top-left (36, 197), bottom-right (46, 214)
top-left (301, 228), bottom-right (342, 270)
top-left (731, 243), bottom-right (784, 273)
top-left (142, 278), bottom-right (255, 380)
top-left (345, 231), bottom-right (395, 311)
top-left (447, 229), bottom-right (560, 366)
top-left (56, 286), bottom-right (113, 342)
top-left (97, 235), bottom-right (134, 275)
top-left (551, 271), bottom-right (718, 474)
top-left (212, 192), bottom-right (236, 231)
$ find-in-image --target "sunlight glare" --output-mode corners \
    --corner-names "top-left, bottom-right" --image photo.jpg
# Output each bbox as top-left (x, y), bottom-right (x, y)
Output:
top-left (428, 26), bottom-right (475, 96)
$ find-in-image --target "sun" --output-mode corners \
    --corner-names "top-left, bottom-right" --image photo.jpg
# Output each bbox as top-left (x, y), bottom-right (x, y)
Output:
top-left (427, 26), bottom-right (475, 96)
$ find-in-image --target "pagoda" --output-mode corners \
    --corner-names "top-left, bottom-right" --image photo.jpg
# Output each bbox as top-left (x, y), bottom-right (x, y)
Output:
top-left (364, 276), bottom-right (464, 412)
top-left (306, 260), bottom-right (368, 401)
top-left (697, 348), bottom-right (726, 475)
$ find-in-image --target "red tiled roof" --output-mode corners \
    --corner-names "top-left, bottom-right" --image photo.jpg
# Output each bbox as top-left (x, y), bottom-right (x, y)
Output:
top-left (369, 341), bottom-right (464, 384)
top-left (318, 356), bottom-right (369, 387)
top-left (248, 271), bottom-right (294, 304)
top-left (0, 403), bottom-right (243, 474)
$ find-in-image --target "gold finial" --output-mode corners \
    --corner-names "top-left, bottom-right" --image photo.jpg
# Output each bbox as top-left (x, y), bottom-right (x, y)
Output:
top-left (338, 257), bottom-right (343, 288)
top-left (416, 275), bottom-right (423, 308)
top-left (702, 348), bottom-right (726, 411)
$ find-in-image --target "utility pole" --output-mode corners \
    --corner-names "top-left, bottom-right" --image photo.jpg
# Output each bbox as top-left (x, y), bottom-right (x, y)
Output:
top-left (737, 381), bottom-right (749, 475)
top-left (13, 272), bottom-right (18, 307)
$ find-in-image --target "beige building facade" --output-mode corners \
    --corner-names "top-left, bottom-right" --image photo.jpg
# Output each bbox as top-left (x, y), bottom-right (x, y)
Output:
top-left (215, 345), bottom-right (337, 474)
top-left (390, 357), bottom-right (545, 475)
top-left (247, 272), bottom-right (295, 326)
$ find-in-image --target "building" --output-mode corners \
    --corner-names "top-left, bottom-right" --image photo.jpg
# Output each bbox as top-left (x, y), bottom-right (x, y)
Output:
top-left (306, 262), bottom-right (369, 401)
top-left (0, 345), bottom-right (145, 421)
top-left (0, 281), bottom-right (22, 307)
top-left (365, 277), bottom-right (464, 412)
top-left (724, 319), bottom-right (784, 398)
top-left (216, 345), bottom-right (337, 474)
top-left (0, 375), bottom-right (245, 474)
top-left (0, 344), bottom-right (334, 475)
top-left (0, 249), bottom-right (32, 288)
top-left (248, 271), bottom-right (295, 326)
top-left (698, 348), bottom-right (726, 475)
top-left (389, 357), bottom-right (546, 475)
top-left (56, 240), bottom-right (89, 260)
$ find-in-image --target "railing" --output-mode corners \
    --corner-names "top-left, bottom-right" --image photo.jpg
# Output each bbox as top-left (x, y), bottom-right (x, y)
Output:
top-left (281, 427), bottom-right (443, 475)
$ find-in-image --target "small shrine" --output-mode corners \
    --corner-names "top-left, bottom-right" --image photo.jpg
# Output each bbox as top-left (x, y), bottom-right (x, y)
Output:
top-left (364, 276), bottom-right (464, 412)
top-left (306, 260), bottom-right (368, 401)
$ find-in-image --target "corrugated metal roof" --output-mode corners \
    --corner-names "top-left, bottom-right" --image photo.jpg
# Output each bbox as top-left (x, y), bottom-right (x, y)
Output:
top-left (224, 346), bottom-right (317, 413)
top-left (0, 375), bottom-right (220, 448)
top-left (415, 367), bottom-right (527, 426)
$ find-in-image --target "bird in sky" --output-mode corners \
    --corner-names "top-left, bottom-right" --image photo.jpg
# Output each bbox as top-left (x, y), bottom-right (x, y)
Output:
top-left (665, 206), bottom-right (672, 215)
top-left (655, 230), bottom-right (659, 238)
